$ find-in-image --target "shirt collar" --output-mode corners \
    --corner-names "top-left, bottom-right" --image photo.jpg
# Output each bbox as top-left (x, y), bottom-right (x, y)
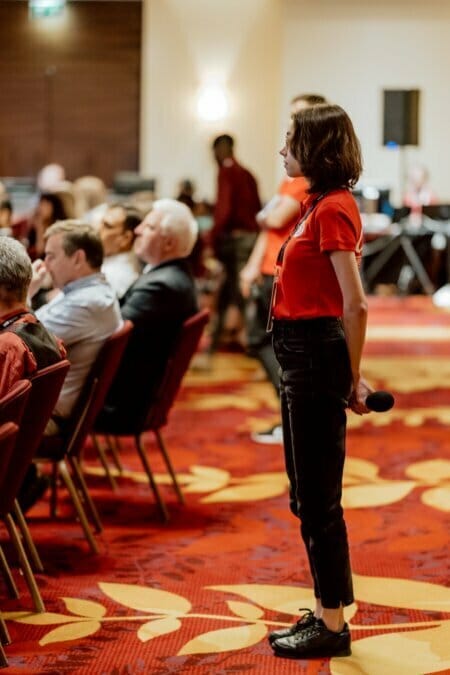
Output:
top-left (0, 305), bottom-right (29, 323)
top-left (62, 272), bottom-right (106, 294)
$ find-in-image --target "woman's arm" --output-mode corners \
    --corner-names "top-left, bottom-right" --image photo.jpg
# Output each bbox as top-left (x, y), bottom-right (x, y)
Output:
top-left (330, 250), bottom-right (371, 415)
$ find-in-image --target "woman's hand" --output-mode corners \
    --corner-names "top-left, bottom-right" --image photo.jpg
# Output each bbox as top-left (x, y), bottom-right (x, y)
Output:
top-left (348, 376), bottom-right (372, 415)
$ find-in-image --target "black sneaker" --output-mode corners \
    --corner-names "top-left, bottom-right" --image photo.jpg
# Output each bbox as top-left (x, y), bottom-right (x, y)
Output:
top-left (268, 608), bottom-right (316, 645)
top-left (271, 619), bottom-right (351, 659)
top-left (251, 424), bottom-right (283, 444)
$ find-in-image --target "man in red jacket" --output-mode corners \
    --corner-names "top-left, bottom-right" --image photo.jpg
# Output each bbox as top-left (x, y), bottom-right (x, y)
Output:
top-left (209, 134), bottom-right (261, 353)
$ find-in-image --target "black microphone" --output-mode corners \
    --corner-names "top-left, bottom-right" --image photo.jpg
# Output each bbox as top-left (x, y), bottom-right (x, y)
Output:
top-left (365, 390), bottom-right (395, 412)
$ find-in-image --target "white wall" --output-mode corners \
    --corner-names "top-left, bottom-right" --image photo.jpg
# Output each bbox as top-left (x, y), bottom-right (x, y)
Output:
top-left (141, 0), bottom-right (450, 206)
top-left (281, 0), bottom-right (450, 203)
top-left (140, 0), bottom-right (282, 203)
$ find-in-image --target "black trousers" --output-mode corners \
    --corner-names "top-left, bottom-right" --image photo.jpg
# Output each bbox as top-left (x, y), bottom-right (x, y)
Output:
top-left (210, 232), bottom-right (256, 353)
top-left (272, 317), bottom-right (354, 608)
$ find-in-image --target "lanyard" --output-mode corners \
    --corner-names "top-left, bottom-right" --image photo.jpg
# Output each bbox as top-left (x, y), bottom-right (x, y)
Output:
top-left (0, 311), bottom-right (29, 331)
top-left (266, 191), bottom-right (328, 333)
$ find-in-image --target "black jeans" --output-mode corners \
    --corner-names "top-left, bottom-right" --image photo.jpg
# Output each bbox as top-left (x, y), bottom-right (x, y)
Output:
top-left (272, 317), bottom-right (354, 608)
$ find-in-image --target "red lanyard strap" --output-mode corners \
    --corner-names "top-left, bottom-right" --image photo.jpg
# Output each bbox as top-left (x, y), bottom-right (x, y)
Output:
top-left (266, 191), bottom-right (328, 334)
top-left (276, 191), bottom-right (328, 267)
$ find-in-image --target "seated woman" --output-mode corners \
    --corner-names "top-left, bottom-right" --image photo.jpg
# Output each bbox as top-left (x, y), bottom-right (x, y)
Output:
top-left (26, 192), bottom-right (69, 309)
top-left (27, 192), bottom-right (69, 260)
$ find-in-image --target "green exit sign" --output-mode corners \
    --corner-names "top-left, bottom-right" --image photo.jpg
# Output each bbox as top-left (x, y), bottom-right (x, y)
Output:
top-left (29, 0), bottom-right (66, 19)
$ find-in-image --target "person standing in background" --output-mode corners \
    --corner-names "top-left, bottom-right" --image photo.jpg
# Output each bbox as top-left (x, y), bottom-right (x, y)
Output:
top-left (208, 134), bottom-right (261, 353)
top-left (268, 104), bottom-right (371, 659)
top-left (240, 94), bottom-right (327, 444)
top-left (403, 164), bottom-right (438, 215)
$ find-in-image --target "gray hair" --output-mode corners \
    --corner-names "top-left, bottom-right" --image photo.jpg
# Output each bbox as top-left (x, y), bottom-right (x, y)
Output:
top-left (152, 198), bottom-right (198, 258)
top-left (0, 237), bottom-right (32, 304)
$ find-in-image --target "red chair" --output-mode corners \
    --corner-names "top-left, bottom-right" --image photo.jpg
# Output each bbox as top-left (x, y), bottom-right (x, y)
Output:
top-left (0, 382), bottom-right (45, 612)
top-left (34, 321), bottom-right (133, 553)
top-left (94, 309), bottom-right (210, 521)
top-left (0, 360), bottom-right (71, 575)
top-left (0, 421), bottom-right (18, 669)
top-left (0, 379), bottom-right (31, 427)
top-left (0, 370), bottom-right (69, 615)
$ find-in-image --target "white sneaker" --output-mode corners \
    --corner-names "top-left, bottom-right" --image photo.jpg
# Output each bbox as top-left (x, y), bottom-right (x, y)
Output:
top-left (433, 284), bottom-right (450, 308)
top-left (251, 424), bottom-right (283, 444)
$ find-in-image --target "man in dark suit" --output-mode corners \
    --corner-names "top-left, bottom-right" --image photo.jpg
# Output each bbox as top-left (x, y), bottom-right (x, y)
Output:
top-left (96, 198), bottom-right (199, 432)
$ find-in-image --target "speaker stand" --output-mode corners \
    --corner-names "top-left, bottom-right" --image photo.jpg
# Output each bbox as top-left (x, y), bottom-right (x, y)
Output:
top-left (364, 232), bottom-right (435, 295)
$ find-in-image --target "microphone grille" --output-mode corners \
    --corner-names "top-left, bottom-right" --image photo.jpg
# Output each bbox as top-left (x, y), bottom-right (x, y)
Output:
top-left (366, 391), bottom-right (395, 412)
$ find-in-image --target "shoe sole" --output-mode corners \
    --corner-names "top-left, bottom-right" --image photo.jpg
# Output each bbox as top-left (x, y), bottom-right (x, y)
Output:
top-left (251, 436), bottom-right (283, 444)
top-left (272, 646), bottom-right (351, 659)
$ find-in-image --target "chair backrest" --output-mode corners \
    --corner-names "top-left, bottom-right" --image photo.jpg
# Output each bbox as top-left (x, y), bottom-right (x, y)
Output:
top-left (0, 379), bottom-right (31, 427)
top-left (0, 359), bottom-right (71, 513)
top-left (66, 320), bottom-right (133, 458)
top-left (0, 422), bottom-right (19, 498)
top-left (143, 309), bottom-right (209, 431)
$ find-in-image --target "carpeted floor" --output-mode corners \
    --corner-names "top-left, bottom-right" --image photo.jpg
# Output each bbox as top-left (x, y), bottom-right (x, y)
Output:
top-left (1, 296), bottom-right (450, 674)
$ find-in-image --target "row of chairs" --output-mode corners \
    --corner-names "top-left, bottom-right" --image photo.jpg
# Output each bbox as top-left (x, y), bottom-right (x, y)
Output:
top-left (0, 308), bottom-right (209, 668)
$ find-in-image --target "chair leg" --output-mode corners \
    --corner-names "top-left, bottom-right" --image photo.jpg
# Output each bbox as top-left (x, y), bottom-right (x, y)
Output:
top-left (0, 544), bottom-right (19, 599)
top-left (134, 435), bottom-right (169, 522)
top-left (154, 429), bottom-right (185, 504)
top-left (12, 501), bottom-right (44, 573)
top-left (106, 436), bottom-right (124, 474)
top-left (0, 641), bottom-right (8, 669)
top-left (0, 615), bottom-right (10, 647)
top-left (91, 435), bottom-right (117, 491)
top-left (4, 514), bottom-right (45, 613)
top-left (58, 461), bottom-right (99, 554)
top-left (69, 457), bottom-right (103, 533)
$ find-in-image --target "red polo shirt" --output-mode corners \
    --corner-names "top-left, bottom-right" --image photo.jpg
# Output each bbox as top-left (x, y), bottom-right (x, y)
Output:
top-left (273, 189), bottom-right (363, 319)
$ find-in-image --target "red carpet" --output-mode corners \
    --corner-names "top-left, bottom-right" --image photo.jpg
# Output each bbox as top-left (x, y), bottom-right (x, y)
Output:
top-left (1, 296), bottom-right (450, 673)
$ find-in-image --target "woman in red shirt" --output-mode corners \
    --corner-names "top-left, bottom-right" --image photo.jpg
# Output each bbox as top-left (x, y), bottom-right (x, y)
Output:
top-left (268, 104), bottom-right (371, 660)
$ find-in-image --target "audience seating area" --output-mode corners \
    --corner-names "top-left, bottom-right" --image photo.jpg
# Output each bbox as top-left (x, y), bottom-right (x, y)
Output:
top-left (93, 308), bottom-right (210, 521)
top-left (0, 313), bottom-right (208, 668)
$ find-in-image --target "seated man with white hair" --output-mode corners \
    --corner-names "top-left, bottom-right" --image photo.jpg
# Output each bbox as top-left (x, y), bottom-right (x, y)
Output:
top-left (96, 198), bottom-right (199, 432)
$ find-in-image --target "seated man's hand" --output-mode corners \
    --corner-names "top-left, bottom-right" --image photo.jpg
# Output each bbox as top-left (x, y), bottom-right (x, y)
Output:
top-left (28, 259), bottom-right (48, 299)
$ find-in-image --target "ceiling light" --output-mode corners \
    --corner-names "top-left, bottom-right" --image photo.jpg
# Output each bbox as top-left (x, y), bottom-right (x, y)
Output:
top-left (29, 0), bottom-right (66, 19)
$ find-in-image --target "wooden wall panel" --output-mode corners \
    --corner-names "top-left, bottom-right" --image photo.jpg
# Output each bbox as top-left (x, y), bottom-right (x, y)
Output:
top-left (0, 1), bottom-right (141, 185)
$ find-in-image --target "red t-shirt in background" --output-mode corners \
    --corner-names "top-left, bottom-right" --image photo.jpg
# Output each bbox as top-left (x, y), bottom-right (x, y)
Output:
top-left (273, 189), bottom-right (363, 320)
top-left (211, 158), bottom-right (261, 245)
top-left (261, 176), bottom-right (308, 276)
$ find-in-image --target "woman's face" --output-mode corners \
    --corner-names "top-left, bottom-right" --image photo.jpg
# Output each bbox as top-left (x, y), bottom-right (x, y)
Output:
top-left (37, 197), bottom-right (54, 223)
top-left (280, 124), bottom-right (302, 178)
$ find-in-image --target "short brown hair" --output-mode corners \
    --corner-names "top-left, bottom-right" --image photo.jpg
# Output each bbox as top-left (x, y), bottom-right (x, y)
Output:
top-left (290, 104), bottom-right (363, 194)
top-left (45, 220), bottom-right (104, 269)
top-left (290, 93), bottom-right (327, 107)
